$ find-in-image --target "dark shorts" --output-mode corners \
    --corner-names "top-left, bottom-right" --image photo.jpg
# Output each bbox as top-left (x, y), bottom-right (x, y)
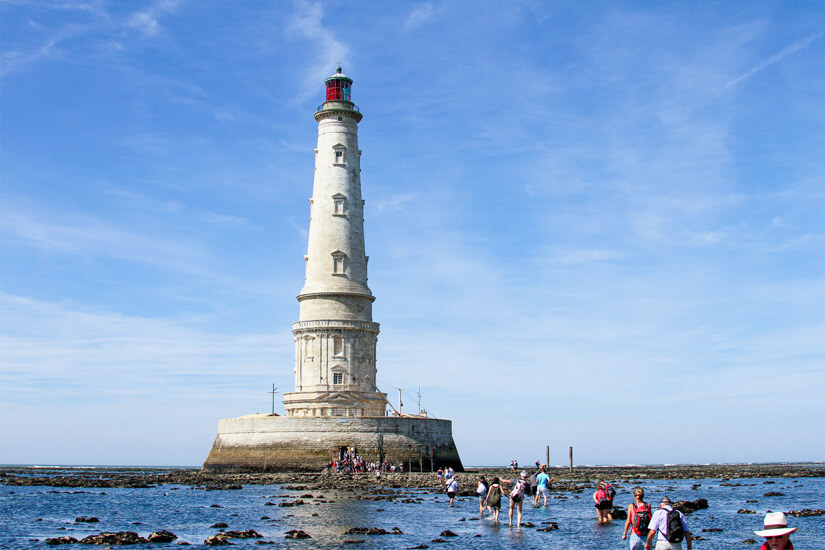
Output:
top-left (447, 491), bottom-right (455, 499)
top-left (511, 494), bottom-right (522, 504)
top-left (596, 499), bottom-right (612, 510)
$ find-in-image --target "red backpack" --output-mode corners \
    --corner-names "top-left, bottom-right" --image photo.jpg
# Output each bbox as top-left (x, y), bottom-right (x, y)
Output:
top-left (632, 503), bottom-right (652, 536)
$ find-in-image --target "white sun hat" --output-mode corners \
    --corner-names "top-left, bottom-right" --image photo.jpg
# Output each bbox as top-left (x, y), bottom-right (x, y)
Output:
top-left (753, 512), bottom-right (798, 538)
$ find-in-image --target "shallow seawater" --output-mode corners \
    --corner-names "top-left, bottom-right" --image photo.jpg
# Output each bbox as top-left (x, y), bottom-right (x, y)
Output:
top-left (2, 473), bottom-right (823, 549)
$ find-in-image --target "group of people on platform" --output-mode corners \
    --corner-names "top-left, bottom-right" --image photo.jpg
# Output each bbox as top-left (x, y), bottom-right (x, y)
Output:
top-left (434, 466), bottom-right (800, 550)
top-left (327, 455), bottom-right (404, 474)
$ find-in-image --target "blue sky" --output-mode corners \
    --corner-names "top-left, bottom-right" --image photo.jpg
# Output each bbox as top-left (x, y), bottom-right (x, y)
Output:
top-left (2, 1), bottom-right (824, 467)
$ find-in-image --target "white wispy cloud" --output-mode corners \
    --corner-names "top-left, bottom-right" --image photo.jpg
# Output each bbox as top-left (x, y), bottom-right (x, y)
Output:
top-left (0, 0), bottom-right (185, 78)
top-left (287, 1), bottom-right (349, 101)
top-left (0, 203), bottom-right (210, 270)
top-left (403, 2), bottom-right (442, 32)
top-left (723, 31), bottom-right (825, 90)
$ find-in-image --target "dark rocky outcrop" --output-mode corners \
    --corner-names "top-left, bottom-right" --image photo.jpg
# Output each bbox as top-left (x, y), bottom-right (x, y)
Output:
top-left (674, 498), bottom-right (708, 513)
top-left (79, 531), bottom-right (148, 545)
top-left (46, 537), bottom-right (78, 545)
top-left (204, 534), bottom-right (232, 545)
top-left (786, 508), bottom-right (824, 517)
top-left (611, 507), bottom-right (627, 519)
top-left (222, 530), bottom-right (263, 539)
top-left (284, 530), bottom-right (310, 539)
top-left (147, 530), bottom-right (177, 543)
top-left (74, 517), bottom-right (99, 523)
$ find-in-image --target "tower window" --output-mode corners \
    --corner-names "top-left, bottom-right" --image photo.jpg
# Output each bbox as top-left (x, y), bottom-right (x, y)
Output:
top-left (332, 336), bottom-right (344, 356)
top-left (331, 250), bottom-right (346, 275)
top-left (332, 194), bottom-right (347, 216)
top-left (332, 144), bottom-right (346, 165)
top-left (333, 373), bottom-right (343, 385)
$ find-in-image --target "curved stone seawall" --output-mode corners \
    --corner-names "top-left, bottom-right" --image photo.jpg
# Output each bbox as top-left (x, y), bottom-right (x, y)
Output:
top-left (202, 416), bottom-right (463, 473)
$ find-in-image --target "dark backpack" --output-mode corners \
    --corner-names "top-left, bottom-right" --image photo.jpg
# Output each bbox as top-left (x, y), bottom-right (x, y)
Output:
top-left (633, 503), bottom-right (651, 536)
top-left (665, 508), bottom-right (684, 543)
top-left (605, 483), bottom-right (616, 500)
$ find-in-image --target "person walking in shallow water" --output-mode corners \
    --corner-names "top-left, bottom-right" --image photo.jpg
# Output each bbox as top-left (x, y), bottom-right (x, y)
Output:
top-left (476, 476), bottom-right (489, 515)
top-left (505, 471), bottom-right (530, 527)
top-left (593, 481), bottom-right (611, 523)
top-left (533, 465), bottom-right (551, 508)
top-left (445, 475), bottom-right (458, 505)
top-left (622, 487), bottom-right (652, 550)
top-left (484, 477), bottom-right (503, 524)
top-left (645, 496), bottom-right (691, 550)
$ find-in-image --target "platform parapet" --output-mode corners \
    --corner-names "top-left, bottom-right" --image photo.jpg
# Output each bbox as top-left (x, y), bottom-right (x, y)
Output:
top-left (201, 415), bottom-right (463, 473)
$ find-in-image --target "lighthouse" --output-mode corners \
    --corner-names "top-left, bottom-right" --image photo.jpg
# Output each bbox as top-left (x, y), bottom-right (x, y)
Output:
top-left (284, 68), bottom-right (387, 419)
top-left (202, 69), bottom-right (462, 472)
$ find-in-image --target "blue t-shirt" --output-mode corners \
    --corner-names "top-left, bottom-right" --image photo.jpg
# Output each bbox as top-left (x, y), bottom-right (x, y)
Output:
top-left (536, 472), bottom-right (550, 488)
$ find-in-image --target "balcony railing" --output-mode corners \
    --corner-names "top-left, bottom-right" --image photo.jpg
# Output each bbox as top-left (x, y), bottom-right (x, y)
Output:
top-left (317, 102), bottom-right (360, 112)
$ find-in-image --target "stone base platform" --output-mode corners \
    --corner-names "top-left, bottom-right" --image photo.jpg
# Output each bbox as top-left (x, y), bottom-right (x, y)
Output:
top-left (202, 414), bottom-right (463, 473)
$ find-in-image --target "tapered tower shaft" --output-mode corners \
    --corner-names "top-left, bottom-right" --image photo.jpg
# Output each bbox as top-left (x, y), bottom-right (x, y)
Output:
top-left (283, 68), bottom-right (386, 418)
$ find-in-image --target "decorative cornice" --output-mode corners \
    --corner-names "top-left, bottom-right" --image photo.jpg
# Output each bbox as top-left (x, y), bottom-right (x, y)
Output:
top-left (292, 319), bottom-right (380, 334)
top-left (315, 107), bottom-right (362, 123)
top-left (297, 291), bottom-right (375, 303)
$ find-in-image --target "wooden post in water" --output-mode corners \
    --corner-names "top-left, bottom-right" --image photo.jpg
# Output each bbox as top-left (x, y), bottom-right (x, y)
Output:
top-left (545, 445), bottom-right (549, 468)
top-left (569, 446), bottom-right (573, 472)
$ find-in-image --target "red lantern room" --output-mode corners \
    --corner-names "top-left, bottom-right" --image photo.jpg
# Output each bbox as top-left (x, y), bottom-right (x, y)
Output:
top-left (325, 67), bottom-right (352, 102)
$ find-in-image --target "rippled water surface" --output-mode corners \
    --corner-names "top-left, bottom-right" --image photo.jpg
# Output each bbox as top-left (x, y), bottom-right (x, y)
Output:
top-left (2, 471), bottom-right (823, 549)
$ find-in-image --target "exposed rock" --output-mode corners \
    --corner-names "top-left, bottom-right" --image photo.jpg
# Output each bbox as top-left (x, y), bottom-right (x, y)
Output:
top-left (537, 523), bottom-right (559, 532)
top-left (439, 530), bottom-right (457, 537)
top-left (344, 527), bottom-right (398, 536)
top-left (46, 536), bottom-right (78, 545)
top-left (79, 531), bottom-right (148, 545)
top-left (148, 531), bottom-right (178, 543)
top-left (284, 530), bottom-right (310, 539)
top-left (786, 508), bottom-right (825, 517)
top-left (743, 539), bottom-right (758, 544)
top-left (738, 509), bottom-right (757, 514)
top-left (222, 530), bottom-right (262, 539)
top-left (611, 507), bottom-right (628, 519)
top-left (211, 523), bottom-right (228, 529)
top-left (674, 498), bottom-right (708, 513)
top-left (74, 517), bottom-right (99, 523)
top-left (764, 492), bottom-right (784, 497)
top-left (204, 534), bottom-right (232, 545)
top-left (278, 500), bottom-right (305, 507)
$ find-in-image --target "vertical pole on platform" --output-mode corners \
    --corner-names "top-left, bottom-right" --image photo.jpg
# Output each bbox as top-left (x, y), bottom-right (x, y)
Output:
top-left (546, 445), bottom-right (549, 468)
top-left (569, 446), bottom-right (573, 472)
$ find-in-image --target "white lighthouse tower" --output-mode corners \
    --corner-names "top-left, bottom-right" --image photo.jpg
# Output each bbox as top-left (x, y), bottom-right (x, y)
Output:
top-left (202, 69), bottom-right (462, 472)
top-left (284, 68), bottom-right (387, 418)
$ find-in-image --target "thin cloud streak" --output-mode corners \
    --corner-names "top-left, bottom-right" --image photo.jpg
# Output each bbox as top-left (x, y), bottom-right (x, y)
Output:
top-left (723, 31), bottom-right (825, 89)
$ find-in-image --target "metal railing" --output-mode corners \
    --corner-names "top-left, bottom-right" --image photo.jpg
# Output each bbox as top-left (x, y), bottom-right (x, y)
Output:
top-left (317, 102), bottom-right (360, 112)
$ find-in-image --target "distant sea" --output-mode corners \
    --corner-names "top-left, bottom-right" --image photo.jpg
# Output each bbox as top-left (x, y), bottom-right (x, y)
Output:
top-left (2, 466), bottom-right (822, 549)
